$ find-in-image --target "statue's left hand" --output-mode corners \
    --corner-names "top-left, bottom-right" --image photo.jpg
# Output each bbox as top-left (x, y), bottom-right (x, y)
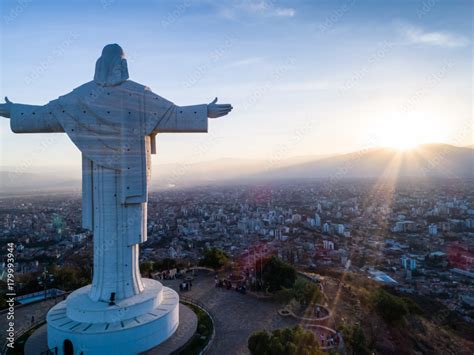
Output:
top-left (207, 97), bottom-right (233, 118)
top-left (0, 97), bottom-right (13, 118)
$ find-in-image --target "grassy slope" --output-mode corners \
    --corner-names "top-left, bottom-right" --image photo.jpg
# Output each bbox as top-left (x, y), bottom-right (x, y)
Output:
top-left (314, 269), bottom-right (474, 354)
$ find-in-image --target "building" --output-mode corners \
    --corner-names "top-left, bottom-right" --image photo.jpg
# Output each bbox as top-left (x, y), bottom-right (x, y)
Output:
top-left (292, 214), bottom-right (302, 224)
top-left (393, 220), bottom-right (416, 232)
top-left (370, 270), bottom-right (398, 284)
top-left (314, 213), bottom-right (321, 227)
top-left (336, 224), bottom-right (345, 235)
top-left (465, 219), bottom-right (474, 229)
top-left (451, 268), bottom-right (474, 279)
top-left (401, 255), bottom-right (417, 270)
top-left (323, 222), bottom-right (330, 233)
top-left (323, 240), bottom-right (334, 250)
top-left (428, 223), bottom-right (438, 236)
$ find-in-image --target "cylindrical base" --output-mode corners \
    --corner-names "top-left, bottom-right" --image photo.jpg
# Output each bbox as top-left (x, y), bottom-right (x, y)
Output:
top-left (46, 279), bottom-right (179, 355)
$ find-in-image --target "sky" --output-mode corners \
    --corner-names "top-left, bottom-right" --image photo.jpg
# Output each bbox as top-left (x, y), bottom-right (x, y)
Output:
top-left (0, 0), bottom-right (472, 171)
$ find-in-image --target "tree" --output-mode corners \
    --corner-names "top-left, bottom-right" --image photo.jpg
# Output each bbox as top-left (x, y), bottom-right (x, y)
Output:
top-left (140, 261), bottom-right (154, 277)
top-left (199, 248), bottom-right (229, 270)
top-left (371, 289), bottom-right (408, 325)
top-left (275, 280), bottom-right (323, 306)
top-left (260, 256), bottom-right (296, 292)
top-left (340, 324), bottom-right (370, 355)
top-left (50, 266), bottom-right (89, 291)
top-left (401, 296), bottom-right (423, 315)
top-left (248, 330), bottom-right (272, 355)
top-left (248, 326), bottom-right (323, 355)
top-left (292, 279), bottom-right (322, 306)
top-left (274, 288), bottom-right (294, 304)
top-left (154, 258), bottom-right (178, 271)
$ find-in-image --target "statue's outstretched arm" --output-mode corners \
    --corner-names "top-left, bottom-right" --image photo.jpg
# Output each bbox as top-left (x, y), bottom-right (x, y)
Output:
top-left (1, 97), bottom-right (64, 133)
top-left (150, 96), bottom-right (232, 134)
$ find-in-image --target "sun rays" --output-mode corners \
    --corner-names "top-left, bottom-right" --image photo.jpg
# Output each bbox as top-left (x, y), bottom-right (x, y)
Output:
top-left (328, 151), bottom-right (404, 318)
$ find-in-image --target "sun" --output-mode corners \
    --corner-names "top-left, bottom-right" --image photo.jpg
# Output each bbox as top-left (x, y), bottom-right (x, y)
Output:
top-left (376, 113), bottom-right (445, 151)
top-left (386, 134), bottom-right (419, 151)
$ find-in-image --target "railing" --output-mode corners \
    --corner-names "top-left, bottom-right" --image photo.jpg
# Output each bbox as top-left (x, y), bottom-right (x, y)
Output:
top-left (179, 295), bottom-right (216, 355)
top-left (188, 266), bottom-right (215, 273)
top-left (0, 292), bottom-right (71, 315)
top-left (15, 289), bottom-right (65, 304)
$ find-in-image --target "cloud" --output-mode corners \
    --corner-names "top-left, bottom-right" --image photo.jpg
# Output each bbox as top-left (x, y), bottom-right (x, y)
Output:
top-left (222, 57), bottom-right (264, 68)
top-left (401, 24), bottom-right (469, 48)
top-left (218, 0), bottom-right (296, 19)
top-left (275, 80), bottom-right (332, 92)
top-left (273, 7), bottom-right (296, 17)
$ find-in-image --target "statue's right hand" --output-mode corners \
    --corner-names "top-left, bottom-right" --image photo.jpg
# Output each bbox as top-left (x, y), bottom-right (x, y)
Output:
top-left (0, 97), bottom-right (13, 118)
top-left (207, 97), bottom-right (233, 119)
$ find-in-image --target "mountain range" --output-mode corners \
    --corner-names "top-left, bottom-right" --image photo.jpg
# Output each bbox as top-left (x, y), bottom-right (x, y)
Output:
top-left (250, 143), bottom-right (473, 181)
top-left (1, 144), bottom-right (472, 195)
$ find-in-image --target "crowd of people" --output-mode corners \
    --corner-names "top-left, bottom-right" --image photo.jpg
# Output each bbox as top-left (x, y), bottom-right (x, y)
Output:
top-left (214, 276), bottom-right (247, 294)
top-left (154, 268), bottom-right (178, 280)
top-left (179, 281), bottom-right (192, 292)
top-left (319, 332), bottom-right (340, 348)
top-left (315, 305), bottom-right (322, 318)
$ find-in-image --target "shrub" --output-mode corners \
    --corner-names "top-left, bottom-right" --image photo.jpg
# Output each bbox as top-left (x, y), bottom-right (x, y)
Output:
top-left (199, 248), bottom-right (229, 270)
top-left (340, 324), bottom-right (370, 355)
top-left (372, 289), bottom-right (408, 325)
top-left (260, 256), bottom-right (297, 292)
top-left (292, 279), bottom-right (322, 306)
top-left (274, 288), bottom-right (294, 304)
top-left (248, 326), bottom-right (323, 355)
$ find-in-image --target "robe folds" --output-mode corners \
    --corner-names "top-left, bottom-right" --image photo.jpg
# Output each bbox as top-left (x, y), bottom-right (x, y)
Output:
top-left (10, 80), bottom-right (208, 245)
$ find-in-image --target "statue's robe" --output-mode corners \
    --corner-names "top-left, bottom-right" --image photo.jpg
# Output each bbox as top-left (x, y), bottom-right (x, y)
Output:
top-left (10, 80), bottom-right (207, 301)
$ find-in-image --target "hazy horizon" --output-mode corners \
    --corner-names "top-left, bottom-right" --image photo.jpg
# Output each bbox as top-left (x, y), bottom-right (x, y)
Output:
top-left (1, 142), bottom-right (472, 194)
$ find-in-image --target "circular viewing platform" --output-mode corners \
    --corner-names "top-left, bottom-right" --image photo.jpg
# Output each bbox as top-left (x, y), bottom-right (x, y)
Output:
top-left (26, 303), bottom-right (198, 355)
top-left (45, 279), bottom-right (182, 354)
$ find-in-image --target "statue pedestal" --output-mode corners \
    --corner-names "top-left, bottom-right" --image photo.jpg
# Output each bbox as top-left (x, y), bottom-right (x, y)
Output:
top-left (46, 278), bottom-right (179, 354)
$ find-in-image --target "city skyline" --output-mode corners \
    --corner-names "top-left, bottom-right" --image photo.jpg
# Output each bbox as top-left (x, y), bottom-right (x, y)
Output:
top-left (1, 0), bottom-right (472, 169)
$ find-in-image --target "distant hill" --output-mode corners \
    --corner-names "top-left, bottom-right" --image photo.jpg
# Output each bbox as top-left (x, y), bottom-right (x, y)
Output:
top-left (150, 154), bottom-right (332, 188)
top-left (251, 144), bottom-right (474, 180)
top-left (0, 170), bottom-right (80, 195)
top-left (1, 144), bottom-right (472, 194)
top-left (0, 155), bottom-right (330, 194)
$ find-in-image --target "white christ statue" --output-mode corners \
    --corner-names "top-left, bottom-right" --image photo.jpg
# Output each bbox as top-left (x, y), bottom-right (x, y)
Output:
top-left (0, 44), bottom-right (232, 354)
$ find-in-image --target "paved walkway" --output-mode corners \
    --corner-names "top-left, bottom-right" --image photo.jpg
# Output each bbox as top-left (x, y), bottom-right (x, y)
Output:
top-left (143, 304), bottom-right (197, 355)
top-left (162, 272), bottom-right (299, 355)
top-left (24, 323), bottom-right (47, 355)
top-left (4, 271), bottom-right (322, 355)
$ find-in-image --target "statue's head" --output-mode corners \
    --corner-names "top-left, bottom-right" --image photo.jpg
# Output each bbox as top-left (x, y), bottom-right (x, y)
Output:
top-left (94, 44), bottom-right (129, 86)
